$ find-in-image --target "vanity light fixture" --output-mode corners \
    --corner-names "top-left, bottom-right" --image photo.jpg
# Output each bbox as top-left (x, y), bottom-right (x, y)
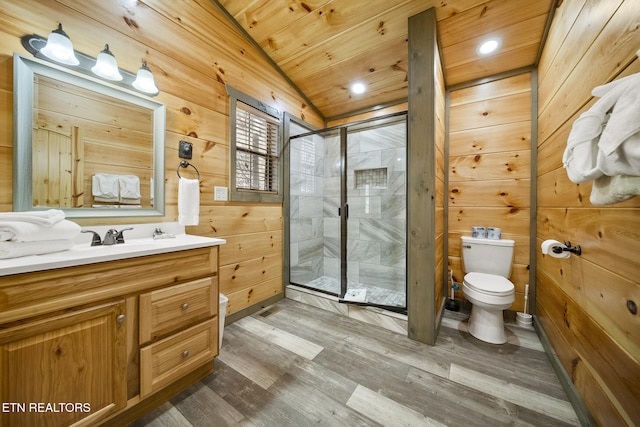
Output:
top-left (477, 37), bottom-right (501, 56)
top-left (39, 23), bottom-right (79, 66)
top-left (132, 60), bottom-right (159, 95)
top-left (351, 82), bottom-right (366, 95)
top-left (21, 27), bottom-right (160, 96)
top-left (91, 44), bottom-right (123, 81)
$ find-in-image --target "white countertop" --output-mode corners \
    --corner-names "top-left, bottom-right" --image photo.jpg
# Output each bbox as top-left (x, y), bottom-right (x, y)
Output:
top-left (0, 222), bottom-right (225, 277)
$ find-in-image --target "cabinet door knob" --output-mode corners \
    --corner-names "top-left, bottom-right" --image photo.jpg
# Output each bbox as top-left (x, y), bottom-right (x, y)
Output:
top-left (182, 303), bottom-right (189, 311)
top-left (116, 314), bottom-right (126, 323)
top-left (182, 350), bottom-right (190, 358)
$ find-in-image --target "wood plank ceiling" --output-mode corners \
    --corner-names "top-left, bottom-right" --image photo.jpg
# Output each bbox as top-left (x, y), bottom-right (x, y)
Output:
top-left (215, 0), bottom-right (554, 120)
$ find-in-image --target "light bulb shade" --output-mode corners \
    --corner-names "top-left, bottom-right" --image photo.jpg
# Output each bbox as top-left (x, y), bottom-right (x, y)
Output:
top-left (91, 44), bottom-right (123, 81)
top-left (40, 23), bottom-right (79, 65)
top-left (132, 61), bottom-right (158, 94)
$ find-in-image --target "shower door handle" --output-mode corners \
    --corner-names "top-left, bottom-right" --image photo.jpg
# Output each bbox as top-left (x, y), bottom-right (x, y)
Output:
top-left (338, 204), bottom-right (349, 219)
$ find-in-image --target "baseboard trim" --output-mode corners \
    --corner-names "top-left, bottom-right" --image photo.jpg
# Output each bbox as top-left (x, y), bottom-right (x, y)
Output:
top-left (534, 315), bottom-right (596, 427)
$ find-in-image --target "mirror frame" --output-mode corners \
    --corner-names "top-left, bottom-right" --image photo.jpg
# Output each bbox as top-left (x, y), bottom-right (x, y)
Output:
top-left (13, 53), bottom-right (166, 218)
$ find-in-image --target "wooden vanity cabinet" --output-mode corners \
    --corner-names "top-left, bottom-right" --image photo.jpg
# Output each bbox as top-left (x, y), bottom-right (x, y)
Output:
top-left (139, 277), bottom-right (218, 397)
top-left (0, 300), bottom-right (127, 427)
top-left (0, 246), bottom-right (219, 427)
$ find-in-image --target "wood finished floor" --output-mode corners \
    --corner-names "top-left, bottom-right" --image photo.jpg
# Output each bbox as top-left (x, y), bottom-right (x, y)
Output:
top-left (130, 298), bottom-right (580, 427)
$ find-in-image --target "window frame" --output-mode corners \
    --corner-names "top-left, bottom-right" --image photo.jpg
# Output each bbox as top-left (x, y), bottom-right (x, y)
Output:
top-left (227, 85), bottom-right (283, 203)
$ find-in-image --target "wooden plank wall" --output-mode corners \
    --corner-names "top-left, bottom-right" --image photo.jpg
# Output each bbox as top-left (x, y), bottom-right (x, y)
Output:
top-left (0, 0), bottom-right (323, 317)
top-left (536, 0), bottom-right (640, 425)
top-left (448, 73), bottom-right (532, 312)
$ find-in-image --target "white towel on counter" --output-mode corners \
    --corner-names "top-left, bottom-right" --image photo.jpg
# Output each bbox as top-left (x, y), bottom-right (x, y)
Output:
top-left (178, 177), bottom-right (200, 226)
top-left (0, 219), bottom-right (81, 242)
top-left (118, 175), bottom-right (141, 204)
top-left (92, 173), bottom-right (120, 202)
top-left (590, 174), bottom-right (640, 205)
top-left (0, 239), bottom-right (74, 259)
top-left (0, 209), bottom-right (65, 226)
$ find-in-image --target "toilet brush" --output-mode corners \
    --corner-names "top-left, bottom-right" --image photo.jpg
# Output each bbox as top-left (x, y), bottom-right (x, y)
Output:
top-left (445, 270), bottom-right (460, 311)
top-left (516, 284), bottom-right (533, 326)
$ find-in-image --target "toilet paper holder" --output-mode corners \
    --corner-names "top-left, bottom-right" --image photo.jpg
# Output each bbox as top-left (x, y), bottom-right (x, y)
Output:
top-left (552, 241), bottom-right (582, 256)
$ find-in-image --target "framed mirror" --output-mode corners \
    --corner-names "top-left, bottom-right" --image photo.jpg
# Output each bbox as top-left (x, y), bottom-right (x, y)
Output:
top-left (13, 53), bottom-right (165, 218)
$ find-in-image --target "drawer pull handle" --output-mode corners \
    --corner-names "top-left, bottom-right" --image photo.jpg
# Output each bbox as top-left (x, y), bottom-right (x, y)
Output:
top-left (182, 350), bottom-right (190, 358)
top-left (116, 314), bottom-right (126, 323)
top-left (182, 303), bottom-right (189, 311)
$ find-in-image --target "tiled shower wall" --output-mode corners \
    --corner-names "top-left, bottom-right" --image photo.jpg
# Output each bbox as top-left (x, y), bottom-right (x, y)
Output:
top-left (290, 121), bottom-right (406, 295)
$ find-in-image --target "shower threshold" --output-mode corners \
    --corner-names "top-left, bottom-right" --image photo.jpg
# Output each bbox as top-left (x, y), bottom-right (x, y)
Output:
top-left (293, 275), bottom-right (406, 311)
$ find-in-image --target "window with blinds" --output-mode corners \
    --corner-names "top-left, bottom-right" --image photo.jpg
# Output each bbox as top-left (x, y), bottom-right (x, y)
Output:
top-left (235, 102), bottom-right (279, 193)
top-left (226, 84), bottom-right (282, 203)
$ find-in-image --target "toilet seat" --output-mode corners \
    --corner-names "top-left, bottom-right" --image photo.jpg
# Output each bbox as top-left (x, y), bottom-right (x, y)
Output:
top-left (463, 272), bottom-right (514, 296)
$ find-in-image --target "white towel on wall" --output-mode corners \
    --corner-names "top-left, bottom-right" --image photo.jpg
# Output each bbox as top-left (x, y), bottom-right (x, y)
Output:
top-left (590, 174), bottom-right (640, 205)
top-left (0, 209), bottom-right (65, 226)
top-left (178, 177), bottom-right (200, 226)
top-left (563, 72), bottom-right (640, 183)
top-left (92, 173), bottom-right (120, 202)
top-left (0, 239), bottom-right (74, 259)
top-left (0, 219), bottom-right (81, 242)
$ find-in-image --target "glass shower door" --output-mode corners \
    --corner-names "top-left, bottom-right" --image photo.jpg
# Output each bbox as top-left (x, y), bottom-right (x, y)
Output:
top-left (289, 127), bottom-right (341, 296)
top-left (288, 114), bottom-right (407, 312)
top-left (342, 116), bottom-right (407, 310)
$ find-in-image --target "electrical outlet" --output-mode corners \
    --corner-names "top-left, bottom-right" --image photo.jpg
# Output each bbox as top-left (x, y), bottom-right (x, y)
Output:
top-left (214, 186), bottom-right (228, 201)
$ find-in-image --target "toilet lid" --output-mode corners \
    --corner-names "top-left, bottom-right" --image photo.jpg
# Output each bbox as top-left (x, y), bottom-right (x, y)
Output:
top-left (464, 272), bottom-right (514, 296)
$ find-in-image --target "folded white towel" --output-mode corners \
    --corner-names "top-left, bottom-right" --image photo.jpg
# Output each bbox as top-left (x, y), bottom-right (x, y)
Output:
top-left (0, 219), bottom-right (81, 242)
top-left (92, 173), bottom-right (120, 202)
top-left (118, 175), bottom-right (141, 200)
top-left (590, 174), bottom-right (640, 205)
top-left (0, 209), bottom-right (65, 226)
top-left (0, 239), bottom-right (74, 259)
top-left (178, 177), bottom-right (200, 226)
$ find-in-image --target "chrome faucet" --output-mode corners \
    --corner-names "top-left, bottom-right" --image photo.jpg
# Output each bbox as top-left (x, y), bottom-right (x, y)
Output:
top-left (81, 230), bottom-right (102, 246)
top-left (115, 228), bottom-right (133, 244)
top-left (81, 227), bottom-right (133, 246)
top-left (102, 229), bottom-right (119, 246)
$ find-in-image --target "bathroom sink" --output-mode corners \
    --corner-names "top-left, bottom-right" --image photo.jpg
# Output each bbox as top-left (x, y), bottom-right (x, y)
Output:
top-left (0, 222), bottom-right (226, 277)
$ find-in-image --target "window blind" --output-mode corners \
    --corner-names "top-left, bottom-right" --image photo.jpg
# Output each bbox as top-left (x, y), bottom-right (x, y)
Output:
top-left (235, 102), bottom-right (280, 193)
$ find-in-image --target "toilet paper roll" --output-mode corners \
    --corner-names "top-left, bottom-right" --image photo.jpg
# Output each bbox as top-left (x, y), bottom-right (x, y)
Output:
top-left (541, 239), bottom-right (570, 258)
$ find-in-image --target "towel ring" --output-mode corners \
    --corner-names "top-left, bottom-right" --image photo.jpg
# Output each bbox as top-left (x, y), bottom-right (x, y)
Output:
top-left (177, 161), bottom-right (200, 179)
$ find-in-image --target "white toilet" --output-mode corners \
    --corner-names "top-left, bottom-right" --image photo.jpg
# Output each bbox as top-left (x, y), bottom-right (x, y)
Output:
top-left (461, 236), bottom-right (515, 344)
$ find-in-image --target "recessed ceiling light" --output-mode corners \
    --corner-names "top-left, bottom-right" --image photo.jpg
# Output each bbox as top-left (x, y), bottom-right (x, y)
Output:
top-left (477, 38), bottom-right (501, 55)
top-left (351, 82), bottom-right (366, 94)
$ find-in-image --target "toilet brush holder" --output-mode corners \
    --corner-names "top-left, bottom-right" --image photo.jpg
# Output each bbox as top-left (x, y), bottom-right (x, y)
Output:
top-left (516, 312), bottom-right (532, 326)
top-left (517, 284), bottom-right (533, 326)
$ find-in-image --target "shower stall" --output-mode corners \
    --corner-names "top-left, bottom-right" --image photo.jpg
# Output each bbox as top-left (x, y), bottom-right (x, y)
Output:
top-left (287, 113), bottom-right (407, 313)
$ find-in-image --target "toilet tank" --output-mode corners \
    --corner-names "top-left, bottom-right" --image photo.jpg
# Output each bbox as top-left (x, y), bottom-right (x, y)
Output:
top-left (461, 236), bottom-right (515, 278)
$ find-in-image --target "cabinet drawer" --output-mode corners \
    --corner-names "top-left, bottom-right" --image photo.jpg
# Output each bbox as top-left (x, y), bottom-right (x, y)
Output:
top-left (139, 277), bottom-right (217, 344)
top-left (140, 318), bottom-right (217, 397)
